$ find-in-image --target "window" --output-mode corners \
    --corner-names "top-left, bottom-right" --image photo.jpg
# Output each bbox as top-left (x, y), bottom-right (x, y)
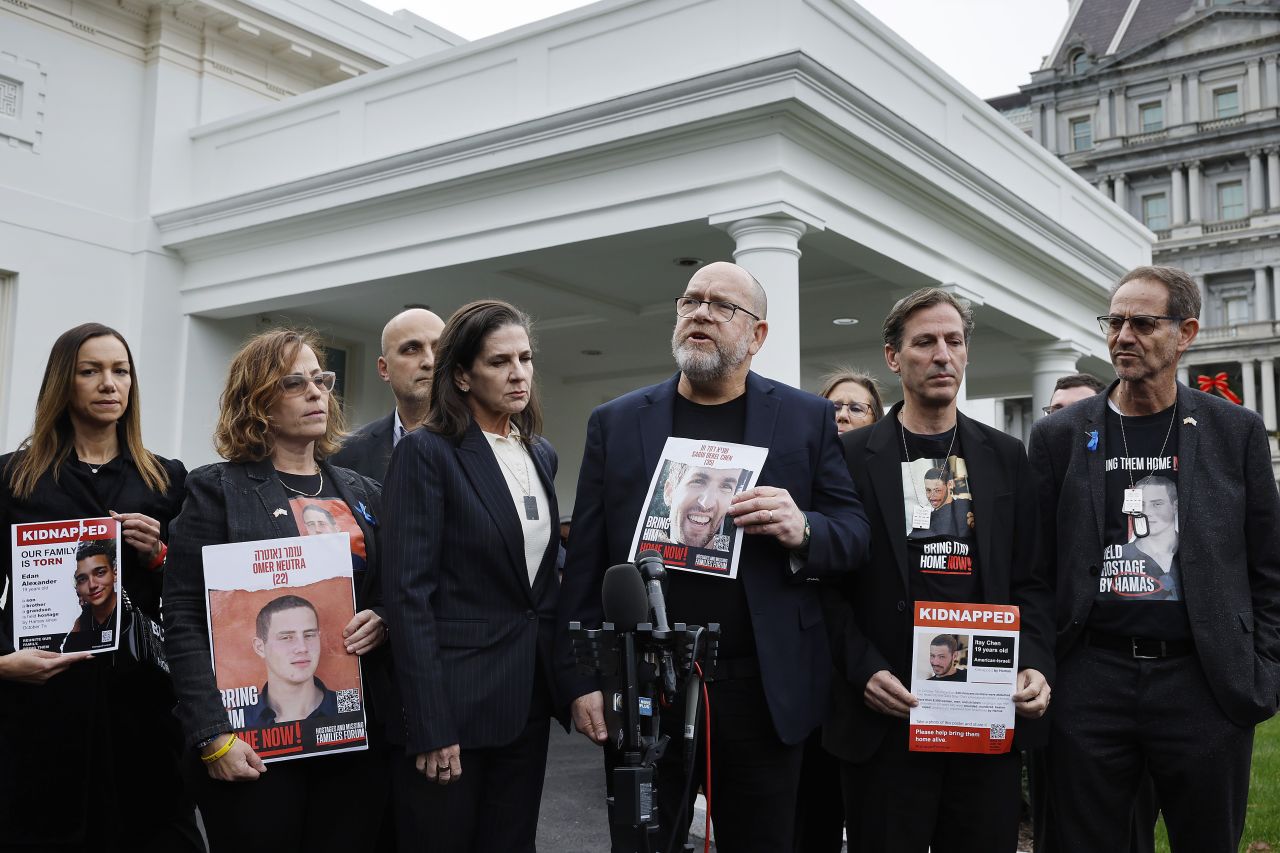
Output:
top-left (1218, 181), bottom-right (1245, 220)
top-left (1069, 50), bottom-right (1088, 76)
top-left (1223, 295), bottom-right (1251, 325)
top-left (1071, 117), bottom-right (1093, 151)
top-left (1142, 194), bottom-right (1169, 230)
top-left (1139, 101), bottom-right (1163, 132)
top-left (1214, 87), bottom-right (1240, 118)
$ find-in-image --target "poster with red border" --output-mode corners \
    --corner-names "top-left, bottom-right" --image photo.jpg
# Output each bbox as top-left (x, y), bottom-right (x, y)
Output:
top-left (908, 601), bottom-right (1019, 754)
top-left (11, 516), bottom-right (121, 654)
top-left (203, 533), bottom-right (367, 763)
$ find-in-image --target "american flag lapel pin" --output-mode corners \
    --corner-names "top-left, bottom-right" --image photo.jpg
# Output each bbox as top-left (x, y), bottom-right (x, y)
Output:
top-left (272, 508), bottom-right (287, 518)
top-left (1183, 417), bottom-right (1197, 426)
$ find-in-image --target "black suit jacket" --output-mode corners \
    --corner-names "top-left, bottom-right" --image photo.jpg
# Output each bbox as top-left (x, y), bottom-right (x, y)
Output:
top-left (1028, 382), bottom-right (1280, 726)
top-left (555, 371), bottom-right (870, 746)
top-left (382, 421), bottom-right (567, 755)
top-left (823, 405), bottom-right (1055, 763)
top-left (331, 411), bottom-right (395, 483)
top-left (163, 458), bottom-right (394, 748)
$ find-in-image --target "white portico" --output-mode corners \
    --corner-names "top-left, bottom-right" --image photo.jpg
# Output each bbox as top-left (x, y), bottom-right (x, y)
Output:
top-left (1, 0), bottom-right (1151, 505)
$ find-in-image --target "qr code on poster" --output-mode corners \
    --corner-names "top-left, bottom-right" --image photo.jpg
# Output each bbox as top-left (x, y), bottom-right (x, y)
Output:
top-left (989, 723), bottom-right (1007, 740)
top-left (337, 689), bottom-right (361, 713)
top-left (711, 533), bottom-right (731, 552)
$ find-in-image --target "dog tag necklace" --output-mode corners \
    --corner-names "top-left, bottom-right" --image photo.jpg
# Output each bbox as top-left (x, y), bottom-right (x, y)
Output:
top-left (1116, 402), bottom-right (1176, 538)
top-left (494, 435), bottom-right (539, 520)
top-left (899, 415), bottom-right (956, 530)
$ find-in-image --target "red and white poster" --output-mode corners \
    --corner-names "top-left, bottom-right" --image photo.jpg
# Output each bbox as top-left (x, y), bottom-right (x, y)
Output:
top-left (203, 533), bottom-right (367, 763)
top-left (908, 601), bottom-right (1019, 754)
top-left (11, 516), bottom-right (121, 654)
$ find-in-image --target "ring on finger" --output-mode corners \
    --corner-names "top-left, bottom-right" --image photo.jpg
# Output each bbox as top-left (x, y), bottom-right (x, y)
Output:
top-left (766, 509), bottom-right (774, 523)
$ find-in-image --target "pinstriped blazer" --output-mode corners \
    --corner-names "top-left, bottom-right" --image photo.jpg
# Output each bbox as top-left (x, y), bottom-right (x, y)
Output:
top-left (382, 419), bottom-right (567, 754)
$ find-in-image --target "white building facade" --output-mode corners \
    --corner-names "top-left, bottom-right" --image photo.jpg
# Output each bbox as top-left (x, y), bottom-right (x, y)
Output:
top-left (1, 0), bottom-right (1151, 506)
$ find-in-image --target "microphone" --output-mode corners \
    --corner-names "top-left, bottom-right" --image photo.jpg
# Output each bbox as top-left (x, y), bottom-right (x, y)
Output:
top-left (602, 563), bottom-right (649, 631)
top-left (683, 668), bottom-right (702, 774)
top-left (634, 549), bottom-right (670, 631)
top-left (635, 549), bottom-right (677, 697)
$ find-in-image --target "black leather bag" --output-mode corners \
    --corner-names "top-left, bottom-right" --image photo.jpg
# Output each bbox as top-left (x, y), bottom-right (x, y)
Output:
top-left (119, 589), bottom-right (168, 675)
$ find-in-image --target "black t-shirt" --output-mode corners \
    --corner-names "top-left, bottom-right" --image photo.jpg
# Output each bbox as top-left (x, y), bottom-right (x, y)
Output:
top-left (668, 393), bottom-right (755, 659)
top-left (277, 471), bottom-right (369, 599)
top-left (899, 426), bottom-right (982, 607)
top-left (1087, 402), bottom-right (1189, 640)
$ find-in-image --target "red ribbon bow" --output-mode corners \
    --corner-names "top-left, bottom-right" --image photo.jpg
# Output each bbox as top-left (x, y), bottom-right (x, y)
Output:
top-left (1197, 372), bottom-right (1242, 404)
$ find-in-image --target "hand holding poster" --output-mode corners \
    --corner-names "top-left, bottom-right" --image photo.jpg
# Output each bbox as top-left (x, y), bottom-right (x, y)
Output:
top-left (203, 533), bottom-right (367, 763)
top-left (629, 437), bottom-right (769, 580)
top-left (908, 601), bottom-right (1019, 754)
top-left (11, 516), bottom-right (121, 654)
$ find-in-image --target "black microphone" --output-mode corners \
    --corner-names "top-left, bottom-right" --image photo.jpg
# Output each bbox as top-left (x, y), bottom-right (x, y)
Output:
top-left (602, 563), bottom-right (649, 631)
top-left (634, 549), bottom-right (670, 631)
top-left (683, 668), bottom-right (702, 774)
top-left (635, 549), bottom-right (678, 697)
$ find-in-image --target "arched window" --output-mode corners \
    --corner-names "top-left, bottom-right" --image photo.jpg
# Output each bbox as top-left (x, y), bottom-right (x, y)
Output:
top-left (1069, 49), bottom-right (1088, 75)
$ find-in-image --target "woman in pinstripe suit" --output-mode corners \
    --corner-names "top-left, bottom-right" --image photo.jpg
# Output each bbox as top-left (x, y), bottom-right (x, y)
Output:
top-left (382, 300), bottom-right (566, 853)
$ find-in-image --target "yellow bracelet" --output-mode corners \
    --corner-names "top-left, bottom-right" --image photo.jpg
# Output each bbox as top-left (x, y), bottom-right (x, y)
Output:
top-left (200, 733), bottom-right (237, 764)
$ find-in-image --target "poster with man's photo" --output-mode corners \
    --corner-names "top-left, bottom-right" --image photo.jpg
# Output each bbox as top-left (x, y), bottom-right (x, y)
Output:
top-left (11, 516), bottom-right (121, 654)
top-left (908, 601), bottom-right (1019, 755)
top-left (203, 533), bottom-right (367, 763)
top-left (629, 437), bottom-right (768, 580)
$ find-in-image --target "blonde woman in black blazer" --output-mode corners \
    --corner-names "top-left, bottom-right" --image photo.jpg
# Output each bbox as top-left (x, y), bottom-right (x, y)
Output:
top-left (383, 300), bottom-right (566, 853)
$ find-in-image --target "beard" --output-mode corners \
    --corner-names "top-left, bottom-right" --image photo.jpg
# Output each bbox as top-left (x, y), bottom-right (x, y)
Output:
top-left (671, 328), bottom-right (751, 383)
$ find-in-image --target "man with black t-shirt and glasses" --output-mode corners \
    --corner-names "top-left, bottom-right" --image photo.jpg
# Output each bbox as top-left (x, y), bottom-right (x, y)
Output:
top-left (823, 287), bottom-right (1053, 852)
top-left (555, 261), bottom-right (869, 851)
top-left (1029, 265), bottom-right (1280, 852)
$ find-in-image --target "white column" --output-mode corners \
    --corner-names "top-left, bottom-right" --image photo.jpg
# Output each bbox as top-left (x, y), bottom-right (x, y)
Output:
top-left (1096, 175), bottom-right (1110, 194)
top-left (1257, 267), bottom-right (1272, 322)
top-left (1265, 55), bottom-right (1279, 108)
top-left (722, 216), bottom-right (806, 386)
top-left (1244, 359), bottom-right (1258, 413)
top-left (1187, 71), bottom-right (1201, 123)
top-left (1267, 147), bottom-right (1280, 210)
top-left (1044, 103), bottom-right (1058, 152)
top-left (1113, 173), bottom-right (1128, 209)
top-left (1177, 365), bottom-right (1189, 386)
top-left (1188, 161), bottom-right (1203, 222)
top-left (1115, 88), bottom-right (1128, 137)
top-left (1262, 358), bottom-right (1277, 449)
top-left (1169, 74), bottom-right (1184, 125)
top-left (1250, 150), bottom-right (1266, 214)
top-left (1098, 91), bottom-right (1112, 139)
top-left (1171, 164), bottom-right (1187, 226)
top-left (1273, 266), bottom-right (1280, 329)
top-left (1247, 58), bottom-right (1263, 112)
top-left (1027, 343), bottom-right (1085, 419)
top-left (1194, 275), bottom-right (1208, 322)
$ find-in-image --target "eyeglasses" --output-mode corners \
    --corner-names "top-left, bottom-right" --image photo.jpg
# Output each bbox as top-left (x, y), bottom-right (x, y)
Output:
top-left (1096, 315), bottom-right (1182, 336)
top-left (675, 297), bottom-right (761, 323)
top-left (832, 401), bottom-right (873, 417)
top-left (1041, 404), bottom-right (1063, 417)
top-left (279, 371), bottom-right (336, 396)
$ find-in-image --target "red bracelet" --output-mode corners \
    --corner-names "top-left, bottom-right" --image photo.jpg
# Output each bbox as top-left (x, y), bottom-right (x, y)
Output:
top-left (148, 542), bottom-right (168, 571)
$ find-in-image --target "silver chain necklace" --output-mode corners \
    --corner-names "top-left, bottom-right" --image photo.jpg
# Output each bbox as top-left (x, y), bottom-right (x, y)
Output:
top-left (1116, 403), bottom-right (1177, 489)
top-left (899, 413), bottom-right (957, 510)
top-left (278, 468), bottom-right (324, 498)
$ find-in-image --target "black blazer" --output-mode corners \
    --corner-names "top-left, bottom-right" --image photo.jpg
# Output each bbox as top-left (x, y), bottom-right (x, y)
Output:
top-left (331, 411), bottom-right (395, 483)
top-left (382, 420), bottom-right (567, 755)
top-left (0, 448), bottom-right (187, 846)
top-left (163, 458), bottom-right (391, 750)
top-left (823, 405), bottom-right (1055, 763)
top-left (1028, 382), bottom-right (1280, 726)
top-left (555, 371), bottom-right (870, 746)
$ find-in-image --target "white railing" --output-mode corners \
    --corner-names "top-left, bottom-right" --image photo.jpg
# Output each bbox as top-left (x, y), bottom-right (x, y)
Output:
top-left (1196, 320), bottom-right (1280, 342)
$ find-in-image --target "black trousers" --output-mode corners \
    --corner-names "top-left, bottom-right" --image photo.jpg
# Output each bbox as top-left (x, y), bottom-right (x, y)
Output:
top-left (393, 714), bottom-right (552, 853)
top-left (187, 746), bottom-right (386, 853)
top-left (1028, 746), bottom-right (1158, 853)
top-left (1047, 644), bottom-right (1254, 853)
top-left (608, 675), bottom-right (805, 853)
top-left (793, 730), bottom-right (846, 853)
top-left (840, 718), bottom-right (1022, 853)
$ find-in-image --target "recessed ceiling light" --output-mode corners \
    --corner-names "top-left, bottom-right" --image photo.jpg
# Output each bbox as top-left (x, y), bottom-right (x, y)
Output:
top-left (673, 257), bottom-right (703, 267)
top-left (581, 349), bottom-right (603, 356)
top-left (832, 317), bottom-right (859, 326)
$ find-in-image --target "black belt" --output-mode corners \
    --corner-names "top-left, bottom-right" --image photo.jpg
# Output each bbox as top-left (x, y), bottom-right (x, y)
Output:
top-left (702, 656), bottom-right (759, 682)
top-left (1085, 630), bottom-right (1193, 659)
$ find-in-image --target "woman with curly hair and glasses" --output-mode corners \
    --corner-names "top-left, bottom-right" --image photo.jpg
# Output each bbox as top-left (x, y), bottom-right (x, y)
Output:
top-left (163, 329), bottom-right (392, 853)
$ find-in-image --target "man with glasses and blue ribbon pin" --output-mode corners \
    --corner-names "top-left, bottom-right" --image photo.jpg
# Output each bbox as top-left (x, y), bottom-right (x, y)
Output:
top-left (1028, 265), bottom-right (1280, 853)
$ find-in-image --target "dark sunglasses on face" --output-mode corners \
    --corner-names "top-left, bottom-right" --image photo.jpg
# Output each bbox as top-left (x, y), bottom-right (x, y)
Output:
top-left (280, 371), bottom-right (337, 395)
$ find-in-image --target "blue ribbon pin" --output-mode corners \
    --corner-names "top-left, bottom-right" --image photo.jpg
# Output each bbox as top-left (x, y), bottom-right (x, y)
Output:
top-left (355, 501), bottom-right (378, 526)
top-left (1086, 430), bottom-right (1099, 451)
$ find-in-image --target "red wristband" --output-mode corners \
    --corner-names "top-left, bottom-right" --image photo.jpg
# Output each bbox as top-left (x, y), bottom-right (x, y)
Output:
top-left (148, 542), bottom-right (168, 571)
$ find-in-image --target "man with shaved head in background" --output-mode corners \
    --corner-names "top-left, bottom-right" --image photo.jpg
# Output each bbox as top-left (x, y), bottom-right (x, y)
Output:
top-left (333, 308), bottom-right (446, 482)
top-left (557, 261), bottom-right (869, 851)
